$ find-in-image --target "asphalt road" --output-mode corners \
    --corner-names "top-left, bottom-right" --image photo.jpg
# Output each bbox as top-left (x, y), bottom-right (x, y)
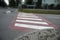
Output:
top-left (38, 14), bottom-right (60, 29)
top-left (0, 8), bottom-right (60, 40)
top-left (0, 8), bottom-right (27, 40)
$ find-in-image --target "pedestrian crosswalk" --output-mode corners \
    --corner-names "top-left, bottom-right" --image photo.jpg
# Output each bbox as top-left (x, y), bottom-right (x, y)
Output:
top-left (10, 12), bottom-right (57, 30)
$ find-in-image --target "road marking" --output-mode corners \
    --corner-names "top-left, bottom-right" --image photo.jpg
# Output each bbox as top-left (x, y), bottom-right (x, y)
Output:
top-left (16, 20), bottom-right (48, 25)
top-left (18, 16), bottom-right (38, 18)
top-left (15, 23), bottom-right (54, 29)
top-left (18, 15), bottom-right (38, 17)
top-left (18, 14), bottom-right (38, 17)
top-left (17, 17), bottom-right (42, 21)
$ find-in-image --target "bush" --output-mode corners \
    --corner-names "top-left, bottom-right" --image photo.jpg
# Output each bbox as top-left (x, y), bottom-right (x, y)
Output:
top-left (41, 4), bottom-right (48, 9)
top-left (55, 4), bottom-right (60, 10)
top-left (48, 4), bottom-right (54, 9)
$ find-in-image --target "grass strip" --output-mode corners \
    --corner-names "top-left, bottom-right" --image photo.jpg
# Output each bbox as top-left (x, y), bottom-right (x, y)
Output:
top-left (18, 9), bottom-right (60, 14)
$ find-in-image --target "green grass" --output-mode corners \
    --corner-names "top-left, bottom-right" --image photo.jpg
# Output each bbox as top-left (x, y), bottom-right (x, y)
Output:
top-left (18, 9), bottom-right (60, 14)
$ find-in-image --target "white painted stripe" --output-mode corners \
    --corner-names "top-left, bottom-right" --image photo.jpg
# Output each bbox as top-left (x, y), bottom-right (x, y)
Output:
top-left (18, 14), bottom-right (36, 17)
top-left (18, 14), bottom-right (38, 18)
top-left (18, 13), bottom-right (34, 16)
top-left (18, 17), bottom-right (39, 19)
top-left (15, 23), bottom-right (54, 29)
top-left (16, 20), bottom-right (48, 25)
top-left (18, 15), bottom-right (37, 17)
top-left (17, 17), bottom-right (42, 21)
top-left (18, 17), bottom-right (38, 18)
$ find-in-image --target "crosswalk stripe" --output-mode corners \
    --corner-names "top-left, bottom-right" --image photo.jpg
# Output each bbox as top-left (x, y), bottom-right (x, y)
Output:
top-left (17, 17), bottom-right (42, 21)
top-left (18, 14), bottom-right (35, 16)
top-left (18, 16), bottom-right (38, 18)
top-left (16, 20), bottom-right (48, 25)
top-left (18, 16), bottom-right (39, 18)
top-left (16, 19), bottom-right (44, 22)
top-left (15, 23), bottom-right (54, 29)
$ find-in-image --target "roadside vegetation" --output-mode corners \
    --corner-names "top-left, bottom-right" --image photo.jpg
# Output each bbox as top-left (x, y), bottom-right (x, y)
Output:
top-left (19, 9), bottom-right (60, 14)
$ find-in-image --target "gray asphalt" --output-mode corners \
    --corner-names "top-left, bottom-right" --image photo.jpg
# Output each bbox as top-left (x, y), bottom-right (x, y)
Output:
top-left (0, 8), bottom-right (27, 40)
top-left (0, 8), bottom-right (60, 40)
top-left (38, 14), bottom-right (60, 29)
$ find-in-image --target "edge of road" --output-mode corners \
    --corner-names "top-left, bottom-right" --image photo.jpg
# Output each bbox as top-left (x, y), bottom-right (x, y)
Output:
top-left (8, 9), bottom-right (19, 30)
